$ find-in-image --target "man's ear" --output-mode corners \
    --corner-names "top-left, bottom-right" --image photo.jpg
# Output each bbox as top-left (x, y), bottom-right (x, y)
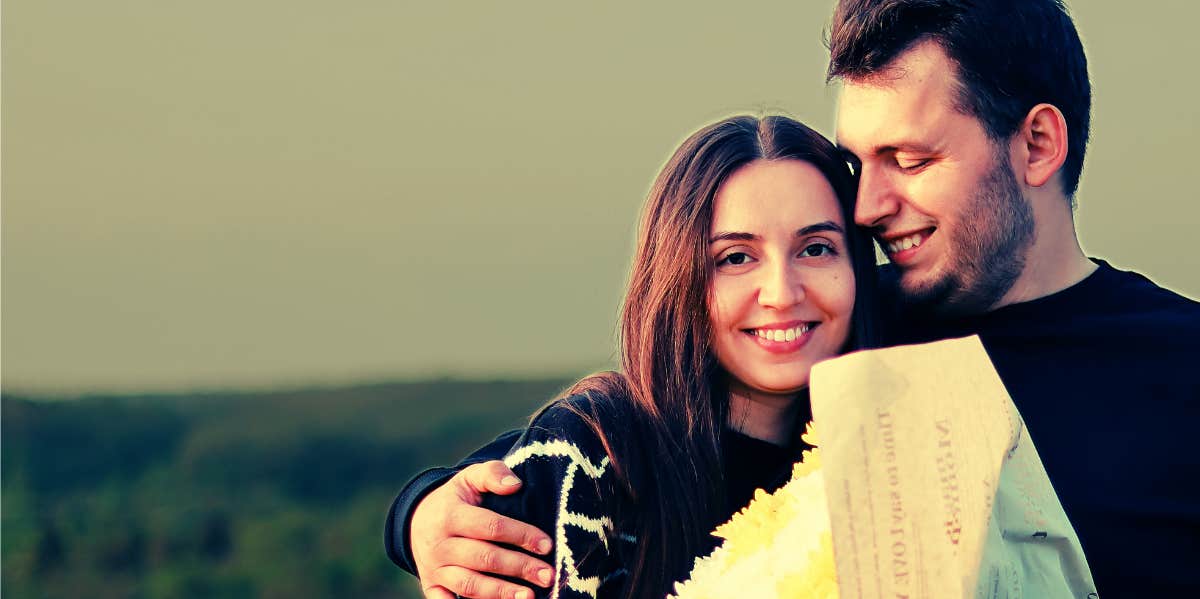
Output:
top-left (1018, 103), bottom-right (1069, 188)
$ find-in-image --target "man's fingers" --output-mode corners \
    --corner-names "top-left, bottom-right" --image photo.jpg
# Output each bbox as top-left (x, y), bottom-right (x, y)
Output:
top-left (459, 460), bottom-right (525, 496)
top-left (433, 537), bottom-right (555, 588)
top-left (449, 504), bottom-right (553, 555)
top-left (431, 565), bottom-right (538, 599)
top-left (420, 584), bottom-right (457, 599)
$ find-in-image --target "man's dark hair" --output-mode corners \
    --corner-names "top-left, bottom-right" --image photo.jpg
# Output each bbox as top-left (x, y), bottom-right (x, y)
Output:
top-left (827, 0), bottom-right (1092, 198)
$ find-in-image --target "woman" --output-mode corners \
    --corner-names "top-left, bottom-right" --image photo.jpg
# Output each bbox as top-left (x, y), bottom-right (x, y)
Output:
top-left (479, 115), bottom-right (878, 599)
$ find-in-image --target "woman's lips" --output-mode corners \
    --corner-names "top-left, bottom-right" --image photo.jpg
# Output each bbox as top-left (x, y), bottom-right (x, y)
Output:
top-left (743, 322), bottom-right (818, 354)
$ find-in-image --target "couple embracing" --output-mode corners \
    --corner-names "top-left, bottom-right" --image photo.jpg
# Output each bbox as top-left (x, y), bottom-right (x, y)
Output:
top-left (388, 1), bottom-right (1200, 597)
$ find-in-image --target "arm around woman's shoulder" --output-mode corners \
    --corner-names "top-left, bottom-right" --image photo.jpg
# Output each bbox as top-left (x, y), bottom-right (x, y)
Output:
top-left (385, 428), bottom-right (524, 573)
top-left (481, 394), bottom-right (635, 599)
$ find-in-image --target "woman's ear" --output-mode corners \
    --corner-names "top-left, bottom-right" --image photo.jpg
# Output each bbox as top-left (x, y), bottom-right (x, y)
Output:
top-left (1017, 103), bottom-right (1069, 189)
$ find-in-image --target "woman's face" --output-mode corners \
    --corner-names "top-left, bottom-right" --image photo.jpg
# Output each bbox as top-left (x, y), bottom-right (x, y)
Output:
top-left (707, 158), bottom-right (856, 396)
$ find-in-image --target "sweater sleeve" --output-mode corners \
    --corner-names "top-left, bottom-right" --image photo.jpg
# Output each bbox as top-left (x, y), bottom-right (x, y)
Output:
top-left (481, 398), bottom-right (634, 599)
top-left (384, 428), bottom-right (524, 574)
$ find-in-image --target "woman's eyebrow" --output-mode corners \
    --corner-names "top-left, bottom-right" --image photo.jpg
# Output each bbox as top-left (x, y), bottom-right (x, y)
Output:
top-left (797, 221), bottom-right (844, 236)
top-left (708, 231), bottom-right (758, 244)
top-left (710, 222), bottom-right (842, 244)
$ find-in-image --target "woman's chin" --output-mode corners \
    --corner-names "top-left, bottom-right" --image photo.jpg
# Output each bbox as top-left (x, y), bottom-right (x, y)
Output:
top-left (741, 378), bottom-right (809, 397)
top-left (721, 362), bottom-right (813, 398)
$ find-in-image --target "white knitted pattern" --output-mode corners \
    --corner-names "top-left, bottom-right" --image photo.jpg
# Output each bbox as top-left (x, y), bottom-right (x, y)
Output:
top-left (504, 439), bottom-right (618, 599)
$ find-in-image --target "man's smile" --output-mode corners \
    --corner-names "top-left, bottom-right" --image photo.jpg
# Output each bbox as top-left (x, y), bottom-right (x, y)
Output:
top-left (880, 227), bottom-right (936, 265)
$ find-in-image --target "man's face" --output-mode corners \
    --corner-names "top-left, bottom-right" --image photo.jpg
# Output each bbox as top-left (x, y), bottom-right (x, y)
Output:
top-left (835, 40), bottom-right (1034, 315)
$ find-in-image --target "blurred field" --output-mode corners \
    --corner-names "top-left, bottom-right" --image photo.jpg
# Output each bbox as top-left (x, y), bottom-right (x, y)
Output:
top-left (1, 378), bottom-right (571, 598)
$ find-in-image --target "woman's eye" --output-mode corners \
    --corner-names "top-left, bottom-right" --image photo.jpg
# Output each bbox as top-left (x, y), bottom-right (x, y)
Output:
top-left (717, 252), bottom-right (752, 266)
top-left (801, 243), bottom-right (836, 258)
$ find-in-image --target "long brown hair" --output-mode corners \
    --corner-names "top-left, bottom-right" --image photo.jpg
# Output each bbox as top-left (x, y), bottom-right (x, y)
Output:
top-left (561, 115), bottom-right (878, 598)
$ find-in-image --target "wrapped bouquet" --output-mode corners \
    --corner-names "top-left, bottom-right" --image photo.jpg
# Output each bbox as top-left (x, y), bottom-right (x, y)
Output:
top-left (670, 337), bottom-right (1099, 599)
top-left (670, 425), bottom-right (837, 599)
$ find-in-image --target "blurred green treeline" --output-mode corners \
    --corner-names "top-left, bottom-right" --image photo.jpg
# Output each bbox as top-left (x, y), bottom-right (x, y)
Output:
top-left (2, 379), bottom-right (569, 598)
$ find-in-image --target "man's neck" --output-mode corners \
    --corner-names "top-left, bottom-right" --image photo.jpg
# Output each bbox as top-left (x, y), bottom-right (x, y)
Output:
top-left (994, 198), bottom-right (1097, 310)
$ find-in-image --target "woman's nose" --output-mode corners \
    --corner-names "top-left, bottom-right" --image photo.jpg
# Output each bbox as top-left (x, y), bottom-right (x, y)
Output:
top-left (757, 262), bottom-right (805, 310)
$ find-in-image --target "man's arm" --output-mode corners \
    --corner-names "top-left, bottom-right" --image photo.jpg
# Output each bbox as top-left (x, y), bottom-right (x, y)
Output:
top-left (385, 467), bottom-right (459, 572)
top-left (384, 429), bottom-right (557, 599)
top-left (384, 429), bottom-right (524, 573)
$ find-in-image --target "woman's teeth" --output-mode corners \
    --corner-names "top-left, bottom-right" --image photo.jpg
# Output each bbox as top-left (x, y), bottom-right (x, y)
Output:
top-left (753, 324), bottom-right (811, 342)
top-left (887, 232), bottom-right (927, 254)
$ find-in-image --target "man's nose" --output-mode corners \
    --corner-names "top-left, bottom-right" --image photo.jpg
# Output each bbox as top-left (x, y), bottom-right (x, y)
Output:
top-left (757, 260), bottom-right (805, 310)
top-left (854, 165), bottom-right (901, 228)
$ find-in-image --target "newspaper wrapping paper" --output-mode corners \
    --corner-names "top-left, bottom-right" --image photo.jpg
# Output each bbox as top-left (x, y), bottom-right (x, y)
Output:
top-left (809, 336), bottom-right (1098, 599)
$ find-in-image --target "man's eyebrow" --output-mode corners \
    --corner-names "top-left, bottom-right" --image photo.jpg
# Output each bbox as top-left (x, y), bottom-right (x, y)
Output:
top-left (849, 140), bottom-right (939, 157)
top-left (798, 221), bottom-right (844, 236)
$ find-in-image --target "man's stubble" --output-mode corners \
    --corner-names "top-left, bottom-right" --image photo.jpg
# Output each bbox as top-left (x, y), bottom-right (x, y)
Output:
top-left (899, 147), bottom-right (1035, 317)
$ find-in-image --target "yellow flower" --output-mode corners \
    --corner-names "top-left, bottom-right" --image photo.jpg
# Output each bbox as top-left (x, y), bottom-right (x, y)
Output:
top-left (670, 423), bottom-right (838, 599)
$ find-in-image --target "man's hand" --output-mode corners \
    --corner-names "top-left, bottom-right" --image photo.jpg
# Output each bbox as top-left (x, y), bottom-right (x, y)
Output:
top-left (413, 460), bottom-right (555, 599)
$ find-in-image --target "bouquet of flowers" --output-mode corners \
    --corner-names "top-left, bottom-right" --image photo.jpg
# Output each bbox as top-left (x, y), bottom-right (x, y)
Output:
top-left (669, 424), bottom-right (837, 599)
top-left (671, 337), bottom-right (1100, 599)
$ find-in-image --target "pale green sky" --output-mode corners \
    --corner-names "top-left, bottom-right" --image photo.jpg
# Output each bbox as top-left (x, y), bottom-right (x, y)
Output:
top-left (3, 2), bottom-right (1198, 394)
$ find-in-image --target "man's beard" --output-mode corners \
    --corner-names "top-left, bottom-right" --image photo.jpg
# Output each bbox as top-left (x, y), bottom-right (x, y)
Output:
top-left (897, 148), bottom-right (1035, 317)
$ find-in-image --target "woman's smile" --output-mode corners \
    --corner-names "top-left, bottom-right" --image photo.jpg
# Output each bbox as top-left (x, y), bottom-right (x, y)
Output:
top-left (743, 320), bottom-right (820, 354)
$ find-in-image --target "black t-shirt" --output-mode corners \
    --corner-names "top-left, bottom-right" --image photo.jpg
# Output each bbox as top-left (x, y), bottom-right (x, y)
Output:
top-left (883, 259), bottom-right (1200, 595)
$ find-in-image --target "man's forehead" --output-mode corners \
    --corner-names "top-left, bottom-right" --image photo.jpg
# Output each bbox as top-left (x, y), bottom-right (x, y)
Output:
top-left (844, 39), bottom-right (954, 87)
top-left (833, 40), bottom-right (962, 145)
top-left (834, 83), bottom-right (912, 152)
top-left (835, 82), bottom-right (958, 152)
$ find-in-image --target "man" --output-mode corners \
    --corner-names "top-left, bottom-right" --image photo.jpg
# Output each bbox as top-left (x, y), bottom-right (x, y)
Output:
top-left (387, 1), bottom-right (1200, 597)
